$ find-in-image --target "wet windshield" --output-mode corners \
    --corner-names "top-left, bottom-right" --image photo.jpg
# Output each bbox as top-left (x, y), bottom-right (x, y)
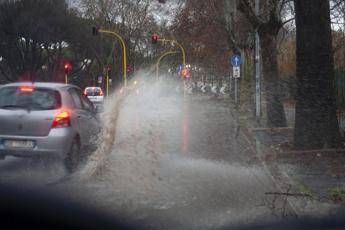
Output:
top-left (0, 0), bottom-right (344, 229)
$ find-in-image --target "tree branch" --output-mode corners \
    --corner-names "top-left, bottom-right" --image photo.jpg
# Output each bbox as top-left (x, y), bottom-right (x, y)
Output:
top-left (237, 0), bottom-right (262, 29)
top-left (282, 17), bottom-right (295, 26)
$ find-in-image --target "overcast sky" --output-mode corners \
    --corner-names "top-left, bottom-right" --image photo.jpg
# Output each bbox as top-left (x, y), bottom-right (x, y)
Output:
top-left (67, 0), bottom-right (184, 26)
top-left (149, 0), bottom-right (183, 25)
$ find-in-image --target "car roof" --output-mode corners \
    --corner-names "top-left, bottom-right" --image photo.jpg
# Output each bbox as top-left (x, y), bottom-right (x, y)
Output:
top-left (0, 82), bottom-right (79, 90)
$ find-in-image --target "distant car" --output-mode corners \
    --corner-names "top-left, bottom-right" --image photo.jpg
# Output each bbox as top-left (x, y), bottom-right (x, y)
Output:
top-left (0, 82), bottom-right (101, 173)
top-left (84, 87), bottom-right (104, 104)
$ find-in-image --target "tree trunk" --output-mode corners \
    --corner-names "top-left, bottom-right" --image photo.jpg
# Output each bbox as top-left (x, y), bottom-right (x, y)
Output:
top-left (260, 33), bottom-right (287, 127)
top-left (294, 0), bottom-right (341, 149)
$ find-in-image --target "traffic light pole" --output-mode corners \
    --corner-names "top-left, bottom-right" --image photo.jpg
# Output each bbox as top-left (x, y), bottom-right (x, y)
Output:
top-left (106, 71), bottom-right (109, 97)
top-left (98, 29), bottom-right (127, 87)
top-left (65, 73), bottom-right (68, 84)
top-left (158, 38), bottom-right (186, 67)
top-left (156, 51), bottom-right (179, 79)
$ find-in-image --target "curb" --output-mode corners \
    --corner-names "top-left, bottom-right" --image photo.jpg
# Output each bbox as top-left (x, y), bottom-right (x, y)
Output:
top-left (239, 126), bottom-right (301, 218)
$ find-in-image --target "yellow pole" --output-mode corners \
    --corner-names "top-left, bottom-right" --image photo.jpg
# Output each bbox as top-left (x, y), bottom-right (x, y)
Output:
top-left (159, 39), bottom-right (186, 67)
top-left (106, 72), bottom-right (109, 97)
top-left (158, 39), bottom-right (186, 96)
top-left (98, 29), bottom-right (127, 87)
top-left (156, 51), bottom-right (179, 79)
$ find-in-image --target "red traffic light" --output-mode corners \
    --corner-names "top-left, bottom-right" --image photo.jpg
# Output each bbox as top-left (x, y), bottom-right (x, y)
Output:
top-left (151, 33), bottom-right (159, 44)
top-left (64, 62), bottom-right (72, 74)
top-left (181, 68), bottom-right (190, 78)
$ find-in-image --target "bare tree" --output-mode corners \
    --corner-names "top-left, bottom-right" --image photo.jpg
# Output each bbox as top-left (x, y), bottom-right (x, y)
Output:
top-left (173, 0), bottom-right (294, 127)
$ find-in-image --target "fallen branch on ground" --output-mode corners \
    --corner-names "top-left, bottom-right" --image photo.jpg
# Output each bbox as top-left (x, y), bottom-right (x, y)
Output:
top-left (265, 192), bottom-right (312, 197)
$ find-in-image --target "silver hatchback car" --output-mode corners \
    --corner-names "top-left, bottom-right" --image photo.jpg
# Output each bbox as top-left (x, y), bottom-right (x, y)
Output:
top-left (0, 82), bottom-right (100, 173)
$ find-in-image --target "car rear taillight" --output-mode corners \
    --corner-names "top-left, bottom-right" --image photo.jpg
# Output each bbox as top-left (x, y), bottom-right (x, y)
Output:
top-left (52, 110), bottom-right (71, 128)
top-left (100, 90), bottom-right (104, 96)
top-left (19, 86), bottom-right (34, 93)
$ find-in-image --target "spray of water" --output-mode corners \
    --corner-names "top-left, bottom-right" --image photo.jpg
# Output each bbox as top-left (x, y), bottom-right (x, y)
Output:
top-left (75, 69), bottom-right (159, 181)
top-left (76, 93), bottom-right (126, 180)
top-left (52, 70), bottom-right (282, 229)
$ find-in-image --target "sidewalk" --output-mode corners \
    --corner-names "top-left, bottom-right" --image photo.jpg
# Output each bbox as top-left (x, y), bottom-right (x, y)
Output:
top-left (230, 100), bottom-right (345, 218)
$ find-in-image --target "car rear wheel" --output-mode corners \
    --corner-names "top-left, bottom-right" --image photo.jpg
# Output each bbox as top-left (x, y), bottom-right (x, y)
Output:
top-left (64, 138), bottom-right (81, 174)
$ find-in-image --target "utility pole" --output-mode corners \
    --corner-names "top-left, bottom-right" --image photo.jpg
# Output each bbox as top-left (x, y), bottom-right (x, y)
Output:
top-left (255, 0), bottom-right (261, 123)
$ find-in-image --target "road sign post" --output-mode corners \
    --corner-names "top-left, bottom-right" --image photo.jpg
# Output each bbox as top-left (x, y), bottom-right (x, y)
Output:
top-left (235, 77), bottom-right (238, 104)
top-left (231, 55), bottom-right (241, 105)
top-left (233, 67), bottom-right (240, 105)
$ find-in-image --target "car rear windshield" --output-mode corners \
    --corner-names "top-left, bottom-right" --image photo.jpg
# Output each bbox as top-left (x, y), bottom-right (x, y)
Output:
top-left (85, 88), bottom-right (102, 96)
top-left (0, 86), bottom-right (62, 111)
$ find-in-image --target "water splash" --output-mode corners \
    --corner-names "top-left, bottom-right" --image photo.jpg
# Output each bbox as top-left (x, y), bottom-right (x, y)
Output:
top-left (77, 93), bottom-right (126, 180)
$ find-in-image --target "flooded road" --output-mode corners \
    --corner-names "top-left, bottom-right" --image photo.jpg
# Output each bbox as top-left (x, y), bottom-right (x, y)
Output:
top-left (0, 80), bottom-right (292, 229)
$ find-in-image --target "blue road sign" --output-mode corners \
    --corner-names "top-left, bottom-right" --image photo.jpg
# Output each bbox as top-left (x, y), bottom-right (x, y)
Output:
top-left (230, 55), bottom-right (242, 67)
top-left (177, 64), bottom-right (183, 74)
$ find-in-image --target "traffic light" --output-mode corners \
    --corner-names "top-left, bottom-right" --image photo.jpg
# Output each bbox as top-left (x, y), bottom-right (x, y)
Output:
top-left (181, 68), bottom-right (190, 78)
top-left (64, 62), bottom-right (72, 74)
top-left (151, 33), bottom-right (159, 44)
top-left (92, 26), bottom-right (99, 36)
